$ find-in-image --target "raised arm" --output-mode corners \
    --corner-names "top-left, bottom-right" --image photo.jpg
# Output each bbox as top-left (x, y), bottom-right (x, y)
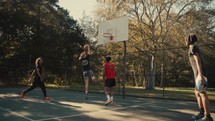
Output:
top-left (79, 52), bottom-right (86, 60)
top-left (87, 45), bottom-right (91, 55)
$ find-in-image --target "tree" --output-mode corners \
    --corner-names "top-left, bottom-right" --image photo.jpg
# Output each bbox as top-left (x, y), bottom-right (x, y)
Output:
top-left (0, 0), bottom-right (87, 85)
top-left (79, 12), bottom-right (97, 44)
top-left (94, 0), bottom-right (215, 89)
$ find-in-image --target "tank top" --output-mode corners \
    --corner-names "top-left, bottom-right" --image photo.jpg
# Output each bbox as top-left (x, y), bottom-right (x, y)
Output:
top-left (80, 54), bottom-right (90, 71)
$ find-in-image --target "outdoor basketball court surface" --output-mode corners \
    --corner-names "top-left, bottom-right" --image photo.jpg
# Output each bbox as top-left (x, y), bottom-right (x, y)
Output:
top-left (0, 88), bottom-right (214, 121)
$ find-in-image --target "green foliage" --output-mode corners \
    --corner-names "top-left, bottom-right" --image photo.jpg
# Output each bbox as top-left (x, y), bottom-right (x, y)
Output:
top-left (1, 0), bottom-right (215, 88)
top-left (92, 0), bottom-right (215, 88)
top-left (0, 0), bottom-right (87, 85)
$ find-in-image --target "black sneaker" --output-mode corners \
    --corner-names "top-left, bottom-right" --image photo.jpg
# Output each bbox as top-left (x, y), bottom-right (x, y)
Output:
top-left (200, 116), bottom-right (214, 121)
top-left (192, 113), bottom-right (204, 120)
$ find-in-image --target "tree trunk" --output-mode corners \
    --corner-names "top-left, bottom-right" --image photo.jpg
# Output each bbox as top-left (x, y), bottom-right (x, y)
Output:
top-left (132, 70), bottom-right (138, 87)
top-left (132, 61), bottom-right (138, 87)
top-left (146, 54), bottom-right (155, 90)
top-left (141, 63), bottom-right (146, 88)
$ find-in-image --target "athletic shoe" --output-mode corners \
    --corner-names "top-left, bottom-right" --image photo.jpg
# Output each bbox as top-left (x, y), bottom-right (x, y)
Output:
top-left (44, 97), bottom-right (51, 100)
top-left (20, 91), bottom-right (25, 98)
top-left (192, 113), bottom-right (204, 120)
top-left (200, 116), bottom-right (214, 121)
top-left (105, 99), bottom-right (112, 105)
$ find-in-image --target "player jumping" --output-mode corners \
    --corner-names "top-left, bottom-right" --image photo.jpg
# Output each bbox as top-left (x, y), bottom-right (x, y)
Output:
top-left (79, 44), bottom-right (95, 100)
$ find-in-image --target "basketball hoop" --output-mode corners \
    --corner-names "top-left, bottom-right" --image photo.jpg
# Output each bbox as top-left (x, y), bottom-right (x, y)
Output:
top-left (103, 33), bottom-right (114, 41)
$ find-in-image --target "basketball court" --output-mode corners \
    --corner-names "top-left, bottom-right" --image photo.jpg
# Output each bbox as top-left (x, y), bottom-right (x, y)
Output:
top-left (1, 15), bottom-right (214, 121)
top-left (0, 88), bottom-right (214, 121)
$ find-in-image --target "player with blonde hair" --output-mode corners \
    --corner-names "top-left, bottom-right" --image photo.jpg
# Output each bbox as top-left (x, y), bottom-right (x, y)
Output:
top-left (20, 57), bottom-right (50, 100)
top-left (79, 44), bottom-right (95, 100)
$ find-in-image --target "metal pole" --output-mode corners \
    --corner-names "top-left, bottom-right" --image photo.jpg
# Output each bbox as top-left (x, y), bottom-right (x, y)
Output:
top-left (118, 52), bottom-right (121, 94)
top-left (162, 46), bottom-right (165, 99)
top-left (122, 41), bottom-right (127, 99)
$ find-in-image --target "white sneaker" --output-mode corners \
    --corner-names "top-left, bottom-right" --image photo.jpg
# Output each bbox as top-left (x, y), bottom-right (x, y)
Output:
top-left (105, 99), bottom-right (112, 105)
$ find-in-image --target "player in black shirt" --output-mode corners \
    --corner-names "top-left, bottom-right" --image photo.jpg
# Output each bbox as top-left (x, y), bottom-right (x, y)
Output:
top-left (20, 58), bottom-right (50, 100)
top-left (79, 44), bottom-right (95, 100)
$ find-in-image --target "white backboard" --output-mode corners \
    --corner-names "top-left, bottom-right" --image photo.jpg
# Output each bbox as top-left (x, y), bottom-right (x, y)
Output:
top-left (97, 16), bottom-right (128, 45)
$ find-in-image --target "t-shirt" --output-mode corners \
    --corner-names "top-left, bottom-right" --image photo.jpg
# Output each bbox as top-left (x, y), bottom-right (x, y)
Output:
top-left (80, 54), bottom-right (91, 71)
top-left (104, 62), bottom-right (116, 79)
top-left (188, 45), bottom-right (206, 78)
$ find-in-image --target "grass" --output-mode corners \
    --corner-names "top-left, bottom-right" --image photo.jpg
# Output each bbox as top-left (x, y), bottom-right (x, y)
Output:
top-left (123, 86), bottom-right (215, 101)
top-left (3, 81), bottom-right (215, 102)
top-left (60, 83), bottom-right (215, 102)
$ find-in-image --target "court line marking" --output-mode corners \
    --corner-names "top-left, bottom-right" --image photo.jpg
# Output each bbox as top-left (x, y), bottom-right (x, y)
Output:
top-left (0, 106), bottom-right (34, 121)
top-left (34, 101), bottom-right (156, 121)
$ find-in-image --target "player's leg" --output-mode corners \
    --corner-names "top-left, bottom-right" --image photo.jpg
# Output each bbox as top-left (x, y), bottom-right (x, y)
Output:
top-left (83, 71), bottom-right (90, 100)
top-left (38, 81), bottom-right (50, 100)
top-left (104, 86), bottom-right (110, 97)
top-left (21, 80), bottom-right (38, 98)
top-left (199, 92), bottom-right (213, 121)
top-left (85, 79), bottom-right (89, 99)
top-left (110, 87), bottom-right (113, 102)
top-left (90, 70), bottom-right (96, 81)
top-left (104, 79), bottom-right (112, 105)
top-left (104, 86), bottom-right (111, 105)
top-left (192, 90), bottom-right (205, 120)
top-left (192, 71), bottom-right (204, 120)
top-left (110, 78), bottom-right (116, 102)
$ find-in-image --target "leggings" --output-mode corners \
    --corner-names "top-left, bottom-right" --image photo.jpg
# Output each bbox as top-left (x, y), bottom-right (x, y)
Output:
top-left (23, 79), bottom-right (47, 97)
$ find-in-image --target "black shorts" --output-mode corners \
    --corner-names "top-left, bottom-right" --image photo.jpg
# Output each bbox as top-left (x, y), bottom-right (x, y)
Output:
top-left (105, 78), bottom-right (116, 87)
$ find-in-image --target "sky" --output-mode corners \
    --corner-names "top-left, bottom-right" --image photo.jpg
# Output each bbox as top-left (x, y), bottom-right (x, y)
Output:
top-left (58, 0), bottom-right (97, 20)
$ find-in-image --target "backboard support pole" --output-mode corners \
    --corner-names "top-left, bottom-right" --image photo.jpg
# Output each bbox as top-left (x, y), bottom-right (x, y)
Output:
top-left (122, 41), bottom-right (126, 99)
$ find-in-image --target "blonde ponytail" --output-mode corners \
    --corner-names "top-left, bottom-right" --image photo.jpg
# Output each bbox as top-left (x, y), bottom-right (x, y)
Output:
top-left (35, 58), bottom-right (42, 67)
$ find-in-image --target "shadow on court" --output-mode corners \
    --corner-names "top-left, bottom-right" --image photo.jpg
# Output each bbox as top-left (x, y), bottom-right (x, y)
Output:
top-left (0, 88), bottom-right (214, 121)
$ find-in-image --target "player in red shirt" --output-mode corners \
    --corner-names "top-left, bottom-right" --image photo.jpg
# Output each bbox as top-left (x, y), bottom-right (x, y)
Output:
top-left (103, 55), bottom-right (116, 105)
